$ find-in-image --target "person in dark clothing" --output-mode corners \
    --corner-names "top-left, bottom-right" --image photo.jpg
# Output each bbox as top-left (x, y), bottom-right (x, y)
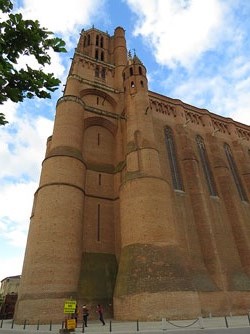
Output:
top-left (97, 304), bottom-right (105, 325)
top-left (82, 305), bottom-right (89, 327)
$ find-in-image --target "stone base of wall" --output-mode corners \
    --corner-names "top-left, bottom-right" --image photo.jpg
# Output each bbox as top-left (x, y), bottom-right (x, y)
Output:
top-left (199, 291), bottom-right (250, 317)
top-left (113, 291), bottom-right (201, 320)
top-left (14, 297), bottom-right (67, 324)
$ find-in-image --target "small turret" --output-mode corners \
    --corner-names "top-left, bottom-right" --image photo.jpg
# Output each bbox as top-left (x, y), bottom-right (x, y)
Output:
top-left (123, 52), bottom-right (148, 95)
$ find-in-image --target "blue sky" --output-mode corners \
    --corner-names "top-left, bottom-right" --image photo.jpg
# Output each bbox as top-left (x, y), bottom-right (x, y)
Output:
top-left (1, 0), bottom-right (250, 282)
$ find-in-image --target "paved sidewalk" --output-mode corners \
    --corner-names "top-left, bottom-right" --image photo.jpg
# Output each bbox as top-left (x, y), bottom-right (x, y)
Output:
top-left (1, 315), bottom-right (250, 334)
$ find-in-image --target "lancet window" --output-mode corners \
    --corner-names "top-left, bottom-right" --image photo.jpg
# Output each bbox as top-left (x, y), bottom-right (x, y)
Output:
top-left (224, 143), bottom-right (248, 201)
top-left (100, 36), bottom-right (104, 48)
top-left (196, 135), bottom-right (217, 196)
top-left (95, 49), bottom-right (99, 60)
top-left (165, 127), bottom-right (184, 191)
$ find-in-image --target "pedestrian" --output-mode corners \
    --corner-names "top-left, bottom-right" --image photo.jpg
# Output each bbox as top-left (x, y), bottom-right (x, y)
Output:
top-left (97, 304), bottom-right (105, 325)
top-left (82, 304), bottom-right (89, 327)
top-left (74, 304), bottom-right (79, 327)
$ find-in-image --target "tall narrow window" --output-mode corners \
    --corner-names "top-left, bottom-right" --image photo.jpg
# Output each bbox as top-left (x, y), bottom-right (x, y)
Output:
top-left (101, 52), bottom-right (104, 61)
top-left (87, 34), bottom-right (90, 45)
top-left (83, 36), bottom-right (87, 47)
top-left (224, 143), bottom-right (248, 201)
top-left (96, 35), bottom-right (99, 46)
top-left (139, 66), bottom-right (142, 75)
top-left (100, 36), bottom-right (104, 48)
top-left (97, 204), bottom-right (100, 241)
top-left (165, 127), bottom-right (184, 191)
top-left (95, 66), bottom-right (99, 77)
top-left (196, 135), bottom-right (217, 196)
top-left (99, 174), bottom-right (102, 185)
top-left (98, 133), bottom-right (100, 145)
top-left (95, 49), bottom-right (99, 60)
top-left (130, 67), bottom-right (133, 76)
top-left (101, 68), bottom-right (105, 79)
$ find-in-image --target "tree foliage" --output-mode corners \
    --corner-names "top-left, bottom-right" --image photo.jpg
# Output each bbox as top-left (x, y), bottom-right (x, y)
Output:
top-left (0, 0), bottom-right (67, 125)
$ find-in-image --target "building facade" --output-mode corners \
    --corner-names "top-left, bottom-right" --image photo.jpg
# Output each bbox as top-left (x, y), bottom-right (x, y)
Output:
top-left (15, 26), bottom-right (250, 323)
top-left (0, 276), bottom-right (20, 297)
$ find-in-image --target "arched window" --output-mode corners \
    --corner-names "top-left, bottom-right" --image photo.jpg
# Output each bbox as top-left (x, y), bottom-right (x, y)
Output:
top-left (95, 49), bottom-right (99, 60)
top-left (87, 34), bottom-right (90, 46)
top-left (196, 135), bottom-right (217, 196)
top-left (165, 127), bottom-right (184, 191)
top-left (131, 81), bottom-right (135, 88)
top-left (100, 36), bottom-right (104, 48)
top-left (130, 67), bottom-right (133, 76)
top-left (224, 143), bottom-right (248, 201)
top-left (139, 66), bottom-right (142, 75)
top-left (83, 36), bottom-right (87, 47)
top-left (101, 51), bottom-right (104, 61)
top-left (96, 35), bottom-right (99, 46)
top-left (140, 80), bottom-right (144, 87)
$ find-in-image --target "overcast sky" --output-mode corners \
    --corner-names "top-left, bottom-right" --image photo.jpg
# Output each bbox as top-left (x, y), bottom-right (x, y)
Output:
top-left (1, 0), bottom-right (250, 282)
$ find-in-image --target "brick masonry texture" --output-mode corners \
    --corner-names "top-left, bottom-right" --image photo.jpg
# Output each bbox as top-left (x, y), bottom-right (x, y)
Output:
top-left (15, 26), bottom-right (250, 324)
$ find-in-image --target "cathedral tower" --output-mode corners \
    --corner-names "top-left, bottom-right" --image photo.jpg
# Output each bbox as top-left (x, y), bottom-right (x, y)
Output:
top-left (15, 26), bottom-right (250, 323)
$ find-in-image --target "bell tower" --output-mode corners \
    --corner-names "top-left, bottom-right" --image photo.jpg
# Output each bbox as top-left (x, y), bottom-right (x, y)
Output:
top-left (15, 26), bottom-right (128, 323)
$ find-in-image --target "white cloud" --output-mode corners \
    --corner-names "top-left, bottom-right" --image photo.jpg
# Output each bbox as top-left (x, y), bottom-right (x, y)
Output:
top-left (19, 0), bottom-right (106, 35)
top-left (0, 114), bottom-right (53, 180)
top-left (0, 255), bottom-right (24, 281)
top-left (126, 0), bottom-right (227, 69)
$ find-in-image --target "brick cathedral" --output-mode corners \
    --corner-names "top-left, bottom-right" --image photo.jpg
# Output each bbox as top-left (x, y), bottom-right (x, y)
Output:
top-left (15, 26), bottom-right (250, 323)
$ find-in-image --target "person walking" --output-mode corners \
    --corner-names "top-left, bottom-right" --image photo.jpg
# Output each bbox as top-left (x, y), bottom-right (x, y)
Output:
top-left (82, 305), bottom-right (89, 327)
top-left (97, 304), bottom-right (105, 325)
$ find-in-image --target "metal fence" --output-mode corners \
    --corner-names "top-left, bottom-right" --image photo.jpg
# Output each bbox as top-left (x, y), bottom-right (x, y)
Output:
top-left (1, 315), bottom-right (250, 333)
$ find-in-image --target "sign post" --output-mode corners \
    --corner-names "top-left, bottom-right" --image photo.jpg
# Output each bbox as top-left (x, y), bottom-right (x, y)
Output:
top-left (63, 300), bottom-right (77, 332)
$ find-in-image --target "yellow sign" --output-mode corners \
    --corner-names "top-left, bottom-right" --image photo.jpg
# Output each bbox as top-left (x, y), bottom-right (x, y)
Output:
top-left (66, 319), bottom-right (76, 329)
top-left (64, 300), bottom-right (77, 314)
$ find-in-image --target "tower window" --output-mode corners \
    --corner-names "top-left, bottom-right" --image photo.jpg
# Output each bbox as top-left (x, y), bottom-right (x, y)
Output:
top-left (130, 67), bottom-right (133, 76)
top-left (139, 66), bottom-right (142, 75)
top-left (83, 36), bottom-right (87, 47)
top-left (165, 127), bottom-right (184, 191)
top-left (100, 36), bottom-right (104, 48)
top-left (131, 81), bottom-right (135, 88)
top-left (95, 49), bottom-right (99, 60)
top-left (196, 135), bottom-right (217, 196)
top-left (224, 143), bottom-right (248, 201)
top-left (101, 68), bottom-right (106, 79)
top-left (140, 80), bottom-right (144, 87)
top-left (95, 66), bottom-right (99, 77)
top-left (96, 35), bottom-right (99, 46)
top-left (87, 34), bottom-right (90, 46)
top-left (101, 51), bottom-right (104, 61)
top-left (99, 174), bottom-right (102, 185)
